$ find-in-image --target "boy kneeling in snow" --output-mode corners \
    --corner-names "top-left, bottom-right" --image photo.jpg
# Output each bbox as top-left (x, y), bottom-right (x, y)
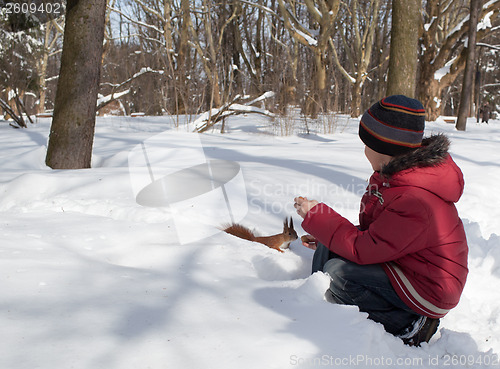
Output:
top-left (294, 95), bottom-right (468, 346)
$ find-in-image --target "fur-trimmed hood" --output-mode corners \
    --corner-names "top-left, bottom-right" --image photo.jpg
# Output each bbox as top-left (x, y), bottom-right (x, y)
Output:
top-left (378, 134), bottom-right (464, 203)
top-left (381, 134), bottom-right (450, 177)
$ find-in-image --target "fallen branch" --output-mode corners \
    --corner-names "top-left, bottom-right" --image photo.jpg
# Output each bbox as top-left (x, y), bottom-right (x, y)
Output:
top-left (12, 95), bottom-right (26, 127)
top-left (194, 92), bottom-right (276, 133)
top-left (96, 89), bottom-right (131, 111)
top-left (97, 67), bottom-right (164, 112)
top-left (0, 97), bottom-right (26, 128)
top-left (15, 91), bottom-right (34, 125)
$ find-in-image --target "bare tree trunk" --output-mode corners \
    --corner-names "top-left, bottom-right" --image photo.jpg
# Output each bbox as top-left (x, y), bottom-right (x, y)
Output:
top-left (254, 1), bottom-right (264, 94)
top-left (37, 23), bottom-right (51, 114)
top-left (474, 63), bottom-right (481, 119)
top-left (205, 0), bottom-right (222, 108)
top-left (37, 19), bottom-right (63, 114)
top-left (277, 0), bottom-right (339, 116)
top-left (178, 0), bottom-right (192, 113)
top-left (373, 4), bottom-right (391, 101)
top-left (330, 0), bottom-right (381, 117)
top-left (456, 0), bottom-right (481, 131)
top-left (45, 0), bottom-right (107, 169)
top-left (351, 82), bottom-right (362, 117)
top-left (386, 0), bottom-right (420, 97)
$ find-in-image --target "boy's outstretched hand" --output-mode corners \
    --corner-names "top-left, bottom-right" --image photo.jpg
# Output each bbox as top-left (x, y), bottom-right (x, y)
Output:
top-left (300, 234), bottom-right (318, 250)
top-left (294, 196), bottom-right (319, 219)
top-left (294, 196), bottom-right (320, 250)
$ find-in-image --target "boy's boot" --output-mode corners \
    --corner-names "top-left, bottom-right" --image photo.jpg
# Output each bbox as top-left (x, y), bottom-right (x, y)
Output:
top-left (398, 316), bottom-right (440, 347)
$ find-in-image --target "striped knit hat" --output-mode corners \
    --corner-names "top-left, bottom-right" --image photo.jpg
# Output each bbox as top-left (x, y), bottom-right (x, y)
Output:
top-left (359, 95), bottom-right (425, 156)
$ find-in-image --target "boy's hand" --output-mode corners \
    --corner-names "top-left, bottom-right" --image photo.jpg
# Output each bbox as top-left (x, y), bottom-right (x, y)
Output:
top-left (294, 196), bottom-right (319, 219)
top-left (300, 234), bottom-right (317, 250)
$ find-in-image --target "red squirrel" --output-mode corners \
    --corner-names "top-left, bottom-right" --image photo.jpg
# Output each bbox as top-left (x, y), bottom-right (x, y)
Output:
top-left (223, 217), bottom-right (298, 253)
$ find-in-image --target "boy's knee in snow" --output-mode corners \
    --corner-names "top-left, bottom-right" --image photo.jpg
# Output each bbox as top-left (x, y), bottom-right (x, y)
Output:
top-left (323, 257), bottom-right (355, 280)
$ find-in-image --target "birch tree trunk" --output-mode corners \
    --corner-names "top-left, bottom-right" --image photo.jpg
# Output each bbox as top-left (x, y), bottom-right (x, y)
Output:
top-left (45, 0), bottom-right (107, 169)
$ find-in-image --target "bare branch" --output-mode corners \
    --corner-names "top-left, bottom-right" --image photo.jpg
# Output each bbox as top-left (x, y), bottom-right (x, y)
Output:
top-left (107, 5), bottom-right (165, 36)
top-left (134, 0), bottom-right (167, 24)
top-left (238, 0), bottom-right (279, 17)
top-left (477, 42), bottom-right (500, 50)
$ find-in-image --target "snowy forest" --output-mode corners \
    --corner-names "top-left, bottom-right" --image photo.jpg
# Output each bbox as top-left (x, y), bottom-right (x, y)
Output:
top-left (1, 0), bottom-right (499, 126)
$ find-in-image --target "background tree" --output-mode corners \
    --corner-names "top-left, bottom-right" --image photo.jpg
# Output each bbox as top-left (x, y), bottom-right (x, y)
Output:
top-left (0, 7), bottom-right (44, 126)
top-left (386, 0), bottom-right (420, 97)
top-left (45, 0), bottom-right (107, 169)
top-left (277, 0), bottom-right (339, 117)
top-left (330, 0), bottom-right (382, 116)
top-left (37, 18), bottom-right (64, 114)
top-left (366, 3), bottom-right (391, 102)
top-left (456, 0), bottom-right (481, 130)
top-left (417, 0), bottom-right (500, 120)
top-left (476, 28), bottom-right (500, 111)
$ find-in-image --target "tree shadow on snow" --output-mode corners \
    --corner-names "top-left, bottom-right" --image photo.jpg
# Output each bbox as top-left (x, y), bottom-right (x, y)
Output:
top-left (201, 145), bottom-right (368, 199)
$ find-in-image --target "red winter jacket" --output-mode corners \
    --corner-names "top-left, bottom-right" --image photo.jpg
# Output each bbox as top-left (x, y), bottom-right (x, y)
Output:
top-left (302, 135), bottom-right (468, 318)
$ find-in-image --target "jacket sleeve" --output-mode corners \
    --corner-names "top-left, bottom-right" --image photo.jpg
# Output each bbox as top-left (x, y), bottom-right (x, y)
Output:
top-left (302, 195), bottom-right (429, 265)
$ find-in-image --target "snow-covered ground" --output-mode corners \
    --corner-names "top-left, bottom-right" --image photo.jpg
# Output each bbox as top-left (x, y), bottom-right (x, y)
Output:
top-left (1, 114), bottom-right (499, 369)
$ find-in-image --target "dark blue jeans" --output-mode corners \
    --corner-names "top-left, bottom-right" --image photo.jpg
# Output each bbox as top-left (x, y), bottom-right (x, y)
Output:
top-left (312, 243), bottom-right (420, 335)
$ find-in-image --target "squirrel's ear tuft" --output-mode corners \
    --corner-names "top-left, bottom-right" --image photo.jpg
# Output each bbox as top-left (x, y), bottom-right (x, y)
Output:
top-left (289, 217), bottom-right (294, 230)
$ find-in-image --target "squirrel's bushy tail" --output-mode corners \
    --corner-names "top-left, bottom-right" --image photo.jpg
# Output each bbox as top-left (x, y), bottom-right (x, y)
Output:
top-left (222, 223), bottom-right (257, 242)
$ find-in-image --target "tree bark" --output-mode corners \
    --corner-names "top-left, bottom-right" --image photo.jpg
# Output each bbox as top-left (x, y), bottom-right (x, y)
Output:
top-left (45, 0), bottom-right (107, 169)
top-left (386, 0), bottom-right (420, 97)
top-left (456, 0), bottom-right (481, 131)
